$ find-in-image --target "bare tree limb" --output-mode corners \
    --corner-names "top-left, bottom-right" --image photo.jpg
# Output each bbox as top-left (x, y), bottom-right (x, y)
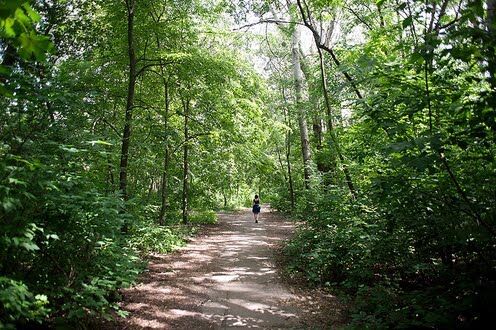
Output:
top-left (232, 19), bottom-right (304, 31)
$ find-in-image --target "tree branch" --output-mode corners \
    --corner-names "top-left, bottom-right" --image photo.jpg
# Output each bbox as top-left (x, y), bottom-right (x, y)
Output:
top-left (296, 0), bottom-right (363, 100)
top-left (232, 19), bottom-right (304, 31)
top-left (172, 132), bottom-right (212, 154)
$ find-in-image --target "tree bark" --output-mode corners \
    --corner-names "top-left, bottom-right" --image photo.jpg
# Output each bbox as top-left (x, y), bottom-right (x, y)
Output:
top-left (312, 117), bottom-right (323, 151)
top-left (119, 0), bottom-right (137, 201)
top-left (291, 25), bottom-right (312, 189)
top-left (181, 98), bottom-right (190, 224)
top-left (281, 88), bottom-right (296, 209)
top-left (286, 119), bottom-right (296, 209)
top-left (298, 47), bottom-right (329, 177)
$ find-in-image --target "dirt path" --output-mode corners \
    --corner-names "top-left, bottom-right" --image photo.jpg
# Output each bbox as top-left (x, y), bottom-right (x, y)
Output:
top-left (110, 208), bottom-right (343, 329)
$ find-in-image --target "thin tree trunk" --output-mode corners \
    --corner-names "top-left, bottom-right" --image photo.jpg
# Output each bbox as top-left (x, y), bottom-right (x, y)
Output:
top-left (295, 0), bottom-right (357, 198)
top-left (312, 116), bottom-right (323, 150)
top-left (281, 90), bottom-right (296, 209)
top-left (181, 98), bottom-right (190, 224)
top-left (286, 130), bottom-right (296, 209)
top-left (291, 25), bottom-right (312, 189)
top-left (151, 8), bottom-right (171, 225)
top-left (276, 146), bottom-right (288, 182)
top-left (119, 0), bottom-right (137, 201)
top-left (158, 79), bottom-right (170, 225)
top-left (147, 178), bottom-right (154, 201)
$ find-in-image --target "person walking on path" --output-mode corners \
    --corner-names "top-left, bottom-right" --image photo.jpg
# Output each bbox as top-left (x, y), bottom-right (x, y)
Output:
top-left (252, 194), bottom-right (261, 223)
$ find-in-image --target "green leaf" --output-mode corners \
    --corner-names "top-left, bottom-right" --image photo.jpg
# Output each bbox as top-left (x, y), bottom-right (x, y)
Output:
top-left (18, 31), bottom-right (52, 61)
top-left (21, 3), bottom-right (41, 22)
top-left (87, 140), bottom-right (113, 146)
top-left (60, 146), bottom-right (79, 153)
top-left (402, 16), bottom-right (413, 29)
top-left (8, 177), bottom-right (27, 186)
top-left (3, 17), bottom-right (16, 37)
top-left (410, 52), bottom-right (424, 64)
top-left (20, 242), bottom-right (39, 251)
top-left (47, 234), bottom-right (59, 240)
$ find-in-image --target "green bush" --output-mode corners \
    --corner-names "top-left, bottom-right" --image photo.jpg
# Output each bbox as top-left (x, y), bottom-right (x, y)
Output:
top-left (282, 180), bottom-right (496, 328)
top-left (0, 277), bottom-right (49, 329)
top-left (128, 224), bottom-right (197, 255)
top-left (189, 210), bottom-right (218, 225)
top-left (0, 151), bottom-right (143, 326)
top-left (56, 241), bottom-right (142, 323)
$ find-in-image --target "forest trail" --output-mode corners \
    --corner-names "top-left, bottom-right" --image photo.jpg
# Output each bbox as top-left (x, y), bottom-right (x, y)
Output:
top-left (109, 207), bottom-right (343, 329)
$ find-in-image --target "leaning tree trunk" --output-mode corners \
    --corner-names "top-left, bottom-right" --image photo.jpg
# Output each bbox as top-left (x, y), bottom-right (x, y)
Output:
top-left (119, 0), bottom-right (137, 201)
top-left (181, 98), bottom-right (190, 224)
top-left (291, 25), bottom-right (312, 189)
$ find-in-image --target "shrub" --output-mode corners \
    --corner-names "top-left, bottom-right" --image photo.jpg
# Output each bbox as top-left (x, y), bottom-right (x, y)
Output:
top-left (128, 224), bottom-right (197, 255)
top-left (0, 277), bottom-right (49, 329)
top-left (189, 210), bottom-right (218, 225)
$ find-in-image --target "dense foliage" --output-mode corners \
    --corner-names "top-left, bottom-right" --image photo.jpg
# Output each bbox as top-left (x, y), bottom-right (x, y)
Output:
top-left (1, 0), bottom-right (495, 328)
top-left (0, 0), bottom-right (267, 327)
top-left (260, 0), bottom-right (496, 328)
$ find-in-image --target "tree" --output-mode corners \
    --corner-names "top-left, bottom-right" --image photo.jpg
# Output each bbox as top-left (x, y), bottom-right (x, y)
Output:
top-left (291, 24), bottom-right (312, 189)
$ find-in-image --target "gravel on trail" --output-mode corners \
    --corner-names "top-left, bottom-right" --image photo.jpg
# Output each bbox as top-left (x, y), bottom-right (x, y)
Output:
top-left (105, 207), bottom-right (344, 329)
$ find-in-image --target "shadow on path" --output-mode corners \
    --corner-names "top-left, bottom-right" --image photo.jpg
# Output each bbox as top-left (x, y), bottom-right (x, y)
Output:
top-left (106, 207), bottom-right (342, 329)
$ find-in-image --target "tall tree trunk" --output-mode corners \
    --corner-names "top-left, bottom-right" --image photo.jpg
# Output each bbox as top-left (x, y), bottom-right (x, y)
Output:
top-left (317, 47), bottom-right (357, 198)
top-left (312, 116), bottom-right (323, 151)
top-left (119, 0), bottom-right (137, 201)
top-left (281, 88), bottom-right (296, 209)
top-left (299, 48), bottom-right (328, 176)
top-left (158, 78), bottom-right (170, 226)
top-left (291, 25), bottom-right (312, 189)
top-left (286, 126), bottom-right (296, 209)
top-left (295, 0), bottom-right (357, 198)
top-left (181, 98), bottom-right (190, 224)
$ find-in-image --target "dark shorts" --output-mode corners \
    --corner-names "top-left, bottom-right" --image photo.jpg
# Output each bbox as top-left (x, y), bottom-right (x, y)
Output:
top-left (252, 204), bottom-right (261, 214)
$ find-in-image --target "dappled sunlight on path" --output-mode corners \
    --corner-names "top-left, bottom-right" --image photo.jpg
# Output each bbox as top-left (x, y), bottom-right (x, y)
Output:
top-left (109, 207), bottom-right (342, 329)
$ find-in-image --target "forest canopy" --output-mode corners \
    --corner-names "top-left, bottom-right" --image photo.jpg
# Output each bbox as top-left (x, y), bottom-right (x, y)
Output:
top-left (1, 0), bottom-right (495, 328)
